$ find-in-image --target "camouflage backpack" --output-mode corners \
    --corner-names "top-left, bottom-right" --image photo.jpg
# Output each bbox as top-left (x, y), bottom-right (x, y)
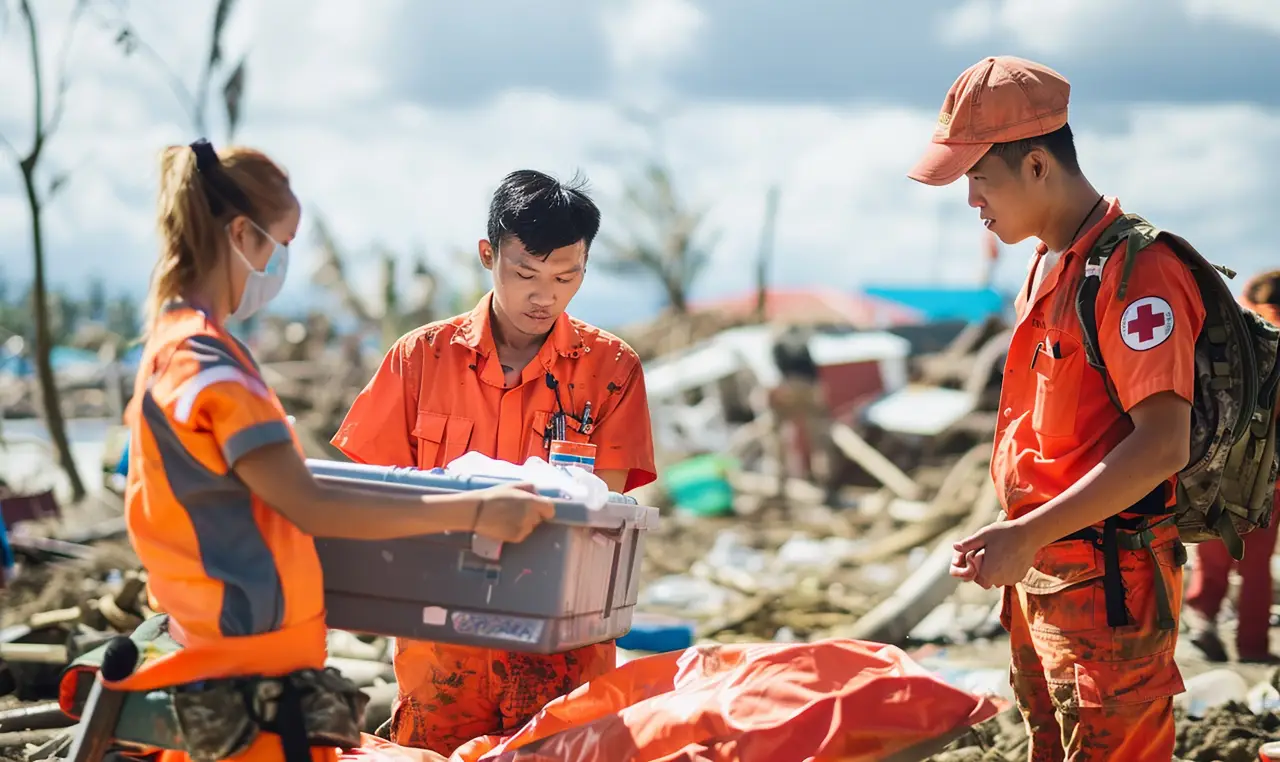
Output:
top-left (1075, 213), bottom-right (1280, 561)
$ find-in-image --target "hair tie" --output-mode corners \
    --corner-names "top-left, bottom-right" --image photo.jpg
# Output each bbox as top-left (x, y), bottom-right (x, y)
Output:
top-left (189, 138), bottom-right (219, 173)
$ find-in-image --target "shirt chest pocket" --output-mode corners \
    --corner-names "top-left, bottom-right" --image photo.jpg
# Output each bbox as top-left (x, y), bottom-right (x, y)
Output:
top-left (525, 410), bottom-right (591, 461)
top-left (412, 411), bottom-right (475, 470)
top-left (1031, 330), bottom-right (1085, 440)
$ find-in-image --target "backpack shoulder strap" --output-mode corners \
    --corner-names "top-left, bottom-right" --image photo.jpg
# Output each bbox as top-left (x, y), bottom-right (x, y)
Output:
top-left (1075, 214), bottom-right (1161, 411)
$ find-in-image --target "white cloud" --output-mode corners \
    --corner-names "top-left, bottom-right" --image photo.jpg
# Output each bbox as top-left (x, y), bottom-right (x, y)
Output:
top-left (601, 0), bottom-right (706, 73)
top-left (1, 0), bottom-right (1279, 329)
top-left (600, 0), bottom-right (706, 106)
top-left (1183, 0), bottom-right (1280, 36)
top-left (937, 0), bottom-right (1153, 54)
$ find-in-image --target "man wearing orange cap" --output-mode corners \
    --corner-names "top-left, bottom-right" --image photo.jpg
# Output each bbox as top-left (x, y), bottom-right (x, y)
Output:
top-left (911, 56), bottom-right (1203, 759)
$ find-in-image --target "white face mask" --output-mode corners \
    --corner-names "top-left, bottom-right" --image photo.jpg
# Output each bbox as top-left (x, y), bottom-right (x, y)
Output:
top-left (228, 220), bottom-right (289, 321)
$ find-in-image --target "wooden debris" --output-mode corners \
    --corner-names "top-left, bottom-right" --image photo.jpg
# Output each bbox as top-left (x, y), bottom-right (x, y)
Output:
top-left (6, 537), bottom-right (94, 563)
top-left (843, 479), bottom-right (999, 644)
top-left (25, 610), bottom-right (79, 632)
top-left (94, 594), bottom-right (141, 633)
top-left (0, 703), bottom-right (68, 734)
top-left (0, 646), bottom-right (66, 666)
top-left (0, 729), bottom-right (63, 751)
top-left (727, 470), bottom-right (826, 505)
top-left (830, 423), bottom-right (923, 501)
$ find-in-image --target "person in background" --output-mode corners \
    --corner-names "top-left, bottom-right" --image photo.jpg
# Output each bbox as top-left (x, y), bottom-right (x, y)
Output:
top-left (768, 324), bottom-right (836, 500)
top-left (113, 139), bottom-right (553, 762)
top-left (1184, 268), bottom-right (1280, 664)
top-left (913, 56), bottom-right (1202, 760)
top-left (332, 169), bottom-right (657, 756)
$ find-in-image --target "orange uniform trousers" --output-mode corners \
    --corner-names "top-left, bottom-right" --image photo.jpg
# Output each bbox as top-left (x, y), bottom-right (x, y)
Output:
top-left (1004, 537), bottom-right (1185, 761)
top-left (387, 639), bottom-right (616, 754)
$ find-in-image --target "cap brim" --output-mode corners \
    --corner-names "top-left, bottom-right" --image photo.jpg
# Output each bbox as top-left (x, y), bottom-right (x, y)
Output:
top-left (907, 141), bottom-right (992, 187)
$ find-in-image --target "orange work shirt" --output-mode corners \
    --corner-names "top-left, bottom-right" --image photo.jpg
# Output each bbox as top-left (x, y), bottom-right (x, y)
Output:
top-left (992, 197), bottom-right (1206, 533)
top-left (116, 302), bottom-right (328, 692)
top-left (331, 292), bottom-right (657, 491)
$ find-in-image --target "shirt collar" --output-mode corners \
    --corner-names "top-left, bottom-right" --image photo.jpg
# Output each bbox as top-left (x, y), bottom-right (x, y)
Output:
top-left (1031, 195), bottom-right (1123, 260)
top-left (453, 291), bottom-right (586, 361)
top-left (1027, 195), bottom-right (1124, 299)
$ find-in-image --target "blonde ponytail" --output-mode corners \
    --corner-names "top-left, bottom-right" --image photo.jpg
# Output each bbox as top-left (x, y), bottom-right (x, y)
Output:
top-left (143, 141), bottom-right (295, 335)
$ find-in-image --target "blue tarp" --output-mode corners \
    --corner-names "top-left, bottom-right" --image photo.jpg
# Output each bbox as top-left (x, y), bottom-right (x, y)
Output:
top-left (862, 286), bottom-right (1010, 323)
top-left (0, 506), bottom-right (12, 577)
top-left (0, 345), bottom-right (103, 376)
top-left (0, 344), bottom-right (144, 377)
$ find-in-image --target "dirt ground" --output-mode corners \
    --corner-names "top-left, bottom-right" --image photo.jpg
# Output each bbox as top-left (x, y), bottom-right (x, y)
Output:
top-left (926, 701), bottom-right (1280, 762)
top-left (918, 633), bottom-right (1280, 761)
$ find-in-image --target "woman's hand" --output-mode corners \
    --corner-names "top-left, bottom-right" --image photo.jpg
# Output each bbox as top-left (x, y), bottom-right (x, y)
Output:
top-left (471, 483), bottom-right (556, 542)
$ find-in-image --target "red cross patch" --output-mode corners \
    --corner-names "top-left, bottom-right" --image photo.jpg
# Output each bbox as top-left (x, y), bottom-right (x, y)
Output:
top-left (1120, 296), bottom-right (1174, 351)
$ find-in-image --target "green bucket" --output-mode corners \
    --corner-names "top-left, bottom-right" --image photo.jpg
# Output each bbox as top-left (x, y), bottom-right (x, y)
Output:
top-left (662, 454), bottom-right (736, 517)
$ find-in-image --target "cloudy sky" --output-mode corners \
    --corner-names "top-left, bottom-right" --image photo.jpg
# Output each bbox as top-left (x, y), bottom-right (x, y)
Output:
top-left (1, 0), bottom-right (1278, 329)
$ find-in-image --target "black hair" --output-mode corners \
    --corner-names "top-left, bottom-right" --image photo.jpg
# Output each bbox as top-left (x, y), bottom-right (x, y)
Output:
top-left (486, 169), bottom-right (601, 258)
top-left (986, 123), bottom-right (1081, 175)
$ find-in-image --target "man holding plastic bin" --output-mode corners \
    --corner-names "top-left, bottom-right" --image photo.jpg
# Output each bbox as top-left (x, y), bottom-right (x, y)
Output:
top-left (331, 169), bottom-right (658, 755)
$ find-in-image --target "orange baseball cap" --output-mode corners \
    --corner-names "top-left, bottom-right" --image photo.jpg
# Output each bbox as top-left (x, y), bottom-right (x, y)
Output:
top-left (908, 56), bottom-right (1071, 186)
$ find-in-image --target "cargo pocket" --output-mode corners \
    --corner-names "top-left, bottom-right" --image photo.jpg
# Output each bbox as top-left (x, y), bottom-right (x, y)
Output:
top-left (1031, 330), bottom-right (1084, 439)
top-left (1020, 544), bottom-right (1106, 637)
top-left (412, 411), bottom-right (474, 470)
top-left (1073, 650), bottom-right (1184, 709)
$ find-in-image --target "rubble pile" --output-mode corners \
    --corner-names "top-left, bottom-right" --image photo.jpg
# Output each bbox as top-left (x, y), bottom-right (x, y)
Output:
top-left (636, 442), bottom-right (1002, 646)
top-left (925, 701), bottom-right (1280, 762)
top-left (1174, 701), bottom-right (1280, 762)
top-left (1, 534), bottom-right (142, 760)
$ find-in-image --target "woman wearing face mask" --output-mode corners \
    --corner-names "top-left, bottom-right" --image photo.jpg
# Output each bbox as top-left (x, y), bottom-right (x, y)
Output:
top-left (105, 139), bottom-right (554, 762)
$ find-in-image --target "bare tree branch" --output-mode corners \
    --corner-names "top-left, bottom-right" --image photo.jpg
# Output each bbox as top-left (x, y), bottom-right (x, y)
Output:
top-left (120, 30), bottom-right (197, 117)
top-left (17, 0), bottom-right (43, 163)
top-left (8, 0), bottom-right (88, 500)
top-left (91, 0), bottom-right (243, 142)
top-left (44, 0), bottom-right (90, 138)
top-left (309, 210), bottom-right (374, 324)
top-left (597, 156), bottom-right (718, 315)
top-left (192, 0), bottom-right (238, 136)
top-left (86, 5), bottom-right (197, 122)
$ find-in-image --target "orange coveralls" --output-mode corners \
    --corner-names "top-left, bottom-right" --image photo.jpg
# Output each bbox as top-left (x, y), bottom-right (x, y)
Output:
top-left (107, 302), bottom-right (336, 762)
top-left (994, 197), bottom-right (1204, 761)
top-left (332, 292), bottom-right (657, 755)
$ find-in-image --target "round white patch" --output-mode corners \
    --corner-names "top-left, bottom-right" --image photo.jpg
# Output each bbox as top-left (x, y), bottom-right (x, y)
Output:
top-left (1120, 296), bottom-right (1175, 351)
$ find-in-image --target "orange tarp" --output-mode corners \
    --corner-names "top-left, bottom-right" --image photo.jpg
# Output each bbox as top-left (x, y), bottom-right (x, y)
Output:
top-left (446, 639), bottom-right (1003, 762)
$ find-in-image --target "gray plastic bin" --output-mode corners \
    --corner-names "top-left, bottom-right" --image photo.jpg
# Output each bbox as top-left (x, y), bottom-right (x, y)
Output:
top-left (308, 459), bottom-right (659, 654)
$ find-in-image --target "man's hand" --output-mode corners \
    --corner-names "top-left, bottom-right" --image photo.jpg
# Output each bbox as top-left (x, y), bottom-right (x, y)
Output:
top-left (472, 483), bottom-right (556, 542)
top-left (952, 520), bottom-right (1039, 589)
top-left (950, 548), bottom-right (984, 582)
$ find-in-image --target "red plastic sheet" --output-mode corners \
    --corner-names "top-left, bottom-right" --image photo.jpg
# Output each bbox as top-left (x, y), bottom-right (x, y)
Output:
top-left (446, 639), bottom-right (1003, 762)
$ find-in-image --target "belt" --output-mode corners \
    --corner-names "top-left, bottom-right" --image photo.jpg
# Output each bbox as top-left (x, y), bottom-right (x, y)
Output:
top-left (1056, 486), bottom-right (1187, 632)
top-left (170, 667), bottom-right (367, 762)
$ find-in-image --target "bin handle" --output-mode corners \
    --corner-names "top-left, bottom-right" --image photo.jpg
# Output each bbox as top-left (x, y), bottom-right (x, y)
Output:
top-left (601, 531), bottom-right (624, 620)
top-left (470, 534), bottom-right (502, 561)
